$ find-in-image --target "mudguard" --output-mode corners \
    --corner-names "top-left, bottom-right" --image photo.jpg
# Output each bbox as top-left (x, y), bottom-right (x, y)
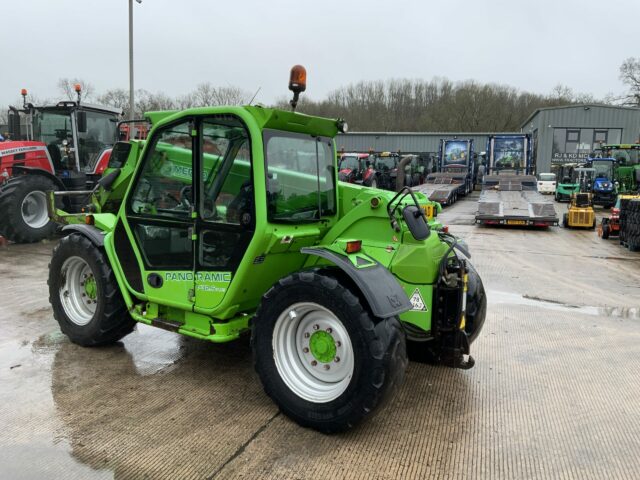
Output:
top-left (12, 166), bottom-right (66, 191)
top-left (301, 247), bottom-right (412, 318)
top-left (61, 224), bottom-right (106, 247)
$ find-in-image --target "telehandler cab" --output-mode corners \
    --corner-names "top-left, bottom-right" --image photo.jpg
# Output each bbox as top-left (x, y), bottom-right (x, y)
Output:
top-left (48, 66), bottom-right (486, 432)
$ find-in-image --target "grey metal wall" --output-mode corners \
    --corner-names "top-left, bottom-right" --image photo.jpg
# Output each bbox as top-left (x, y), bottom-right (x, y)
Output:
top-left (335, 132), bottom-right (520, 155)
top-left (521, 105), bottom-right (640, 173)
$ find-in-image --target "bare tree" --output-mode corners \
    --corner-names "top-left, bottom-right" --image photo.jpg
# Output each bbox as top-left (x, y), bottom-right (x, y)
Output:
top-left (284, 78), bottom-right (602, 132)
top-left (135, 90), bottom-right (176, 116)
top-left (619, 57), bottom-right (640, 106)
top-left (97, 88), bottom-right (129, 115)
top-left (192, 83), bottom-right (250, 106)
top-left (57, 78), bottom-right (95, 101)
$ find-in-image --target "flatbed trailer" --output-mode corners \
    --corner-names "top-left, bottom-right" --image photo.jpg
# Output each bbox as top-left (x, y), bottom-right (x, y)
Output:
top-left (412, 172), bottom-right (467, 206)
top-left (475, 174), bottom-right (559, 227)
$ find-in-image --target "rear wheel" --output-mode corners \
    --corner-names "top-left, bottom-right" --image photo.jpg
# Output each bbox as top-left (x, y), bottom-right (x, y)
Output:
top-left (600, 220), bottom-right (610, 239)
top-left (252, 271), bottom-right (407, 433)
top-left (0, 175), bottom-right (57, 242)
top-left (49, 233), bottom-right (135, 346)
top-left (562, 213), bottom-right (569, 228)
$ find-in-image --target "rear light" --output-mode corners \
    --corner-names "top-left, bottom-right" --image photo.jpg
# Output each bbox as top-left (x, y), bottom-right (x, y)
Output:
top-left (612, 208), bottom-right (620, 214)
top-left (442, 225), bottom-right (449, 233)
top-left (345, 240), bottom-right (362, 254)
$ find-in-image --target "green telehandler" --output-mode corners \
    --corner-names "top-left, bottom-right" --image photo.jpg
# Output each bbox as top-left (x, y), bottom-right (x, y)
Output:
top-left (47, 66), bottom-right (486, 433)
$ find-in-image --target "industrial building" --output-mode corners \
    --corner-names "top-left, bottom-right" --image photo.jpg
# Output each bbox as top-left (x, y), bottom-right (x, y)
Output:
top-left (520, 104), bottom-right (640, 174)
top-left (337, 104), bottom-right (640, 175)
top-left (336, 132), bottom-right (517, 158)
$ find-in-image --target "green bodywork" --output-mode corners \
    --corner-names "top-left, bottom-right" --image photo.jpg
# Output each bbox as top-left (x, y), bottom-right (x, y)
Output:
top-left (555, 163), bottom-right (581, 201)
top-left (54, 105), bottom-right (454, 344)
top-left (601, 144), bottom-right (640, 194)
top-left (555, 181), bottom-right (579, 200)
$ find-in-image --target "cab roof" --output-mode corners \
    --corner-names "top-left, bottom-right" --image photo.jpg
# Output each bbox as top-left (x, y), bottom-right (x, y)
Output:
top-left (145, 105), bottom-right (340, 138)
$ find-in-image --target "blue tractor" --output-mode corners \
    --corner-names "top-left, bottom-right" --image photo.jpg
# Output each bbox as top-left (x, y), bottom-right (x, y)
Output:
top-left (587, 158), bottom-right (617, 208)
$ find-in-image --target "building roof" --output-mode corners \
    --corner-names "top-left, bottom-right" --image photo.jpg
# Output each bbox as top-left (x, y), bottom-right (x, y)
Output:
top-left (520, 104), bottom-right (640, 129)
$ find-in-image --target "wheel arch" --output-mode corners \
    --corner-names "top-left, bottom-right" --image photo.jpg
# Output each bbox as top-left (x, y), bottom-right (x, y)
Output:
top-left (12, 166), bottom-right (66, 191)
top-left (300, 247), bottom-right (412, 319)
top-left (61, 224), bottom-right (105, 247)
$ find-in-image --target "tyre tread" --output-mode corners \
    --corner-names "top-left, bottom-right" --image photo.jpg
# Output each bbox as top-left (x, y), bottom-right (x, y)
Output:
top-left (48, 234), bottom-right (135, 346)
top-left (251, 270), bottom-right (407, 433)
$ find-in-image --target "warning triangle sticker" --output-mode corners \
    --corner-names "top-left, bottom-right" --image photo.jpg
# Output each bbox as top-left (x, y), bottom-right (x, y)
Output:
top-left (409, 288), bottom-right (427, 311)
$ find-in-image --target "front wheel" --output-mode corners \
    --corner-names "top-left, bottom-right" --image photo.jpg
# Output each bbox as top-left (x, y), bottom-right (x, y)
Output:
top-left (0, 175), bottom-right (58, 243)
top-left (252, 271), bottom-right (407, 433)
top-left (48, 233), bottom-right (136, 346)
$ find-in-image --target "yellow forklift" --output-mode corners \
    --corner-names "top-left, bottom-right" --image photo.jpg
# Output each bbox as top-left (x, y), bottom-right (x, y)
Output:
top-left (562, 168), bottom-right (596, 229)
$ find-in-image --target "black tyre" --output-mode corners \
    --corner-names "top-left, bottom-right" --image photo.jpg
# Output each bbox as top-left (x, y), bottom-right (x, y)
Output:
top-left (601, 222), bottom-right (610, 239)
top-left (562, 213), bottom-right (569, 228)
top-left (48, 233), bottom-right (135, 346)
top-left (252, 271), bottom-right (407, 433)
top-left (0, 175), bottom-right (57, 243)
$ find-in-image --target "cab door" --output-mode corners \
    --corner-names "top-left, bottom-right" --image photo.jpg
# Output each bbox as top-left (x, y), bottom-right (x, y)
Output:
top-left (193, 116), bottom-right (255, 310)
top-left (120, 118), bottom-right (196, 308)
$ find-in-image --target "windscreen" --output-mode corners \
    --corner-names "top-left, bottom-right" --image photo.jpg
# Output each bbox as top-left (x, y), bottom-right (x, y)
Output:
top-left (77, 110), bottom-right (119, 169)
top-left (591, 160), bottom-right (613, 178)
top-left (375, 156), bottom-right (396, 170)
top-left (264, 130), bottom-right (336, 223)
top-left (32, 109), bottom-right (72, 146)
top-left (443, 141), bottom-right (470, 167)
top-left (610, 149), bottom-right (639, 165)
top-left (491, 137), bottom-right (525, 170)
top-left (539, 173), bottom-right (555, 181)
top-left (340, 155), bottom-right (359, 171)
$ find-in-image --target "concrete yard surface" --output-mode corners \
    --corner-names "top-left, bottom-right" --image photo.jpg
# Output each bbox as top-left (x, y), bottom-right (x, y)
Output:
top-left (1, 194), bottom-right (640, 479)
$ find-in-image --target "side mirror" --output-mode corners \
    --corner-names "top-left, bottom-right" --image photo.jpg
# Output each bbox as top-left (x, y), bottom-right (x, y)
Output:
top-left (402, 205), bottom-right (430, 241)
top-left (8, 109), bottom-right (21, 139)
top-left (77, 111), bottom-right (87, 133)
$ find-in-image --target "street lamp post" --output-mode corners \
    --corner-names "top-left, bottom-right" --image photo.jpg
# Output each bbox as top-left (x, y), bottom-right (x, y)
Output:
top-left (128, 0), bottom-right (141, 120)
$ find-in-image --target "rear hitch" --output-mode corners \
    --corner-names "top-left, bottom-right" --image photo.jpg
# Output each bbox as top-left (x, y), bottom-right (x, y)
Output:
top-left (439, 330), bottom-right (475, 370)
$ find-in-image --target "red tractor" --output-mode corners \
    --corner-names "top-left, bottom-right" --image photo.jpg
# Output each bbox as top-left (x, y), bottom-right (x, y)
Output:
top-left (598, 194), bottom-right (640, 239)
top-left (338, 152), bottom-right (376, 186)
top-left (0, 86), bottom-right (123, 242)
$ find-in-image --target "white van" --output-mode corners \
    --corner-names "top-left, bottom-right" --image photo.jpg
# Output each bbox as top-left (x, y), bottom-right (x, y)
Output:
top-left (537, 173), bottom-right (556, 194)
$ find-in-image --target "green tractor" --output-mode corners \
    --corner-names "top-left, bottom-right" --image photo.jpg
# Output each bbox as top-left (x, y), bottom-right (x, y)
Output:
top-left (47, 67), bottom-right (486, 433)
top-left (600, 144), bottom-right (640, 194)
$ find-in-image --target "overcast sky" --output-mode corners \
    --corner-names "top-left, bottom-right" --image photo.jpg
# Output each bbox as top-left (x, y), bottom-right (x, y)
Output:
top-left (2, 0), bottom-right (638, 109)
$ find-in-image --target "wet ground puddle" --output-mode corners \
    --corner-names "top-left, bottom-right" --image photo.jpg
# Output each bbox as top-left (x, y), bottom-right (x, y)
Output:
top-left (488, 290), bottom-right (640, 320)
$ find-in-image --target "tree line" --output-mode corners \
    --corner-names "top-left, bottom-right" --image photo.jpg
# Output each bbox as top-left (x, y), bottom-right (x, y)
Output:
top-left (3, 57), bottom-right (639, 132)
top-left (278, 79), bottom-right (598, 132)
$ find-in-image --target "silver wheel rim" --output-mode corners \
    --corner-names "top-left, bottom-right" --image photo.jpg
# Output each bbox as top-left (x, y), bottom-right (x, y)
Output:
top-left (59, 256), bottom-right (97, 326)
top-left (272, 302), bottom-right (355, 403)
top-left (21, 190), bottom-right (49, 229)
